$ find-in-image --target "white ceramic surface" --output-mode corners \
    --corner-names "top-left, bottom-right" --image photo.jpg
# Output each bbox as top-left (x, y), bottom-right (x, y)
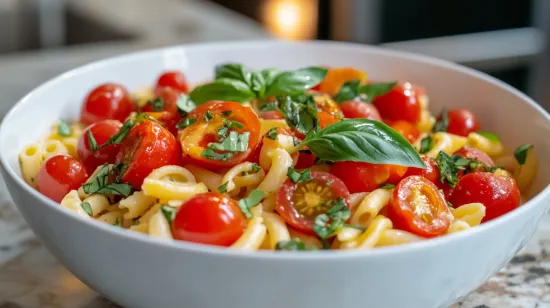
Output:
top-left (1, 41), bottom-right (549, 308)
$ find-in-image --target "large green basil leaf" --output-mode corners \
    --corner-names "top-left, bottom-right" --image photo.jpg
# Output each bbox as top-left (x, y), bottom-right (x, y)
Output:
top-left (189, 78), bottom-right (256, 104)
top-left (265, 67), bottom-right (328, 97)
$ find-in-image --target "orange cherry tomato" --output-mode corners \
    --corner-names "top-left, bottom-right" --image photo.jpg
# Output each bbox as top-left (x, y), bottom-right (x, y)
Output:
top-left (388, 176), bottom-right (453, 237)
top-left (154, 70), bottom-right (189, 95)
top-left (331, 161), bottom-right (406, 193)
top-left (373, 82), bottom-right (421, 123)
top-left (77, 120), bottom-right (123, 172)
top-left (180, 101), bottom-right (261, 170)
top-left (404, 155), bottom-right (440, 185)
top-left (450, 172), bottom-right (520, 222)
top-left (388, 120), bottom-right (420, 143)
top-left (276, 172), bottom-right (350, 235)
top-left (318, 67), bottom-right (367, 96)
top-left (314, 94), bottom-right (343, 118)
top-left (318, 111), bottom-right (340, 129)
top-left (36, 155), bottom-right (88, 203)
top-left (80, 83), bottom-right (136, 125)
top-left (116, 120), bottom-right (181, 189)
top-left (340, 101), bottom-right (382, 121)
top-left (443, 109), bottom-right (480, 137)
top-left (173, 192), bottom-right (247, 246)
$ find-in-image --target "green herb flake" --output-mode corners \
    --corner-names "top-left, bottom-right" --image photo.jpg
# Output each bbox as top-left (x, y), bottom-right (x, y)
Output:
top-left (277, 95), bottom-right (320, 136)
top-left (514, 144), bottom-right (533, 165)
top-left (82, 164), bottom-right (133, 196)
top-left (208, 131), bottom-right (250, 153)
top-left (482, 166), bottom-right (500, 172)
top-left (132, 220), bottom-right (140, 226)
top-left (97, 118), bottom-right (134, 150)
top-left (81, 202), bottom-right (93, 216)
top-left (113, 217), bottom-right (120, 226)
top-left (275, 238), bottom-right (318, 251)
top-left (447, 201), bottom-right (454, 208)
top-left (476, 131), bottom-right (501, 142)
top-left (379, 183), bottom-right (396, 189)
top-left (433, 108), bottom-right (449, 133)
top-left (176, 117), bottom-right (196, 129)
top-left (287, 167), bottom-right (312, 183)
top-left (218, 182), bottom-right (229, 193)
top-left (227, 120), bottom-right (245, 129)
top-left (312, 198), bottom-right (350, 239)
top-left (87, 130), bottom-right (99, 152)
top-left (435, 151), bottom-right (462, 187)
top-left (204, 111), bottom-right (213, 122)
top-left (57, 120), bottom-right (72, 137)
top-left (200, 148), bottom-right (236, 161)
top-left (146, 97), bottom-right (164, 112)
top-left (419, 135), bottom-right (434, 154)
top-left (333, 80), bottom-right (362, 103)
top-left (266, 127), bottom-right (279, 140)
top-left (160, 205), bottom-right (177, 223)
top-left (238, 189), bottom-right (265, 219)
top-left (251, 164), bottom-right (261, 173)
top-left (176, 94), bottom-right (196, 115)
top-left (360, 82), bottom-right (397, 102)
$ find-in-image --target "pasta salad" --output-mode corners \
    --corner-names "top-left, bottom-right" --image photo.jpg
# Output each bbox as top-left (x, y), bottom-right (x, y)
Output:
top-left (19, 65), bottom-right (538, 251)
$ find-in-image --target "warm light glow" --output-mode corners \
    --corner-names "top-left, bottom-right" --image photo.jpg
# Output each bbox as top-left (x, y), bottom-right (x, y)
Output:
top-left (262, 0), bottom-right (318, 40)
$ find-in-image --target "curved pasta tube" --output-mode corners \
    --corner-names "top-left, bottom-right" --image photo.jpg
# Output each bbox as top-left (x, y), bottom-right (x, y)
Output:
top-left (494, 155), bottom-right (519, 174)
top-left (514, 146), bottom-right (538, 193)
top-left (40, 140), bottom-right (69, 161)
top-left (118, 191), bottom-right (156, 220)
top-left (60, 137), bottom-right (79, 157)
top-left (97, 211), bottom-right (125, 226)
top-left (348, 192), bottom-right (369, 212)
top-left (447, 220), bottom-right (470, 233)
top-left (466, 133), bottom-right (504, 157)
top-left (450, 203), bottom-right (486, 227)
top-left (130, 222), bottom-right (150, 234)
top-left (340, 215), bottom-right (393, 250)
top-left (231, 205), bottom-right (267, 250)
top-left (261, 193), bottom-right (277, 213)
top-left (336, 227), bottom-right (363, 242)
top-left (183, 164), bottom-right (223, 192)
top-left (288, 228), bottom-right (323, 249)
top-left (142, 165), bottom-right (208, 201)
top-left (257, 148), bottom-right (293, 195)
top-left (417, 110), bottom-right (435, 133)
top-left (259, 119), bottom-right (290, 136)
top-left (494, 168), bottom-right (513, 178)
top-left (221, 162), bottom-right (266, 195)
top-left (259, 133), bottom-right (296, 170)
top-left (19, 144), bottom-right (43, 186)
top-left (376, 229), bottom-right (423, 247)
top-left (60, 190), bottom-right (90, 218)
top-left (149, 210), bottom-right (174, 239)
top-left (137, 204), bottom-right (162, 224)
top-left (425, 132), bottom-right (467, 158)
top-left (81, 194), bottom-right (110, 217)
top-left (350, 189), bottom-right (391, 227)
top-left (262, 211), bottom-right (291, 249)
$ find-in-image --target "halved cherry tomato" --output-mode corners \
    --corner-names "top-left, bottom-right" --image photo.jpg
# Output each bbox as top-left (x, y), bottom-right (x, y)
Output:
top-left (80, 83), bottom-right (136, 125)
top-left (318, 67), bottom-right (367, 96)
top-left (318, 111), bottom-right (340, 128)
top-left (450, 172), bottom-right (520, 222)
top-left (373, 82), bottom-right (421, 123)
top-left (443, 109), bottom-right (480, 137)
top-left (154, 70), bottom-right (189, 95)
top-left (116, 120), bottom-right (180, 189)
top-left (173, 192), bottom-right (247, 246)
top-left (36, 155), bottom-right (88, 203)
top-left (388, 120), bottom-right (420, 143)
top-left (77, 120), bottom-right (123, 172)
top-left (314, 94), bottom-right (343, 118)
top-left (404, 155), bottom-right (440, 185)
top-left (331, 161), bottom-right (407, 193)
top-left (180, 101), bottom-right (261, 170)
top-left (454, 147), bottom-right (494, 169)
top-left (387, 176), bottom-right (453, 237)
top-left (340, 101), bottom-right (382, 121)
top-left (276, 172), bottom-right (350, 235)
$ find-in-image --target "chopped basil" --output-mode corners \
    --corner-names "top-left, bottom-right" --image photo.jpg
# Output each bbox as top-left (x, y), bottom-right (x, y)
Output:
top-left (287, 167), bottom-right (312, 183)
top-left (312, 198), bottom-right (350, 239)
top-left (200, 148), bottom-right (235, 161)
top-left (276, 238), bottom-right (318, 251)
top-left (82, 164), bottom-right (133, 196)
top-left (146, 97), bottom-right (164, 112)
top-left (251, 164), bottom-right (261, 173)
top-left (447, 201), bottom-right (454, 208)
top-left (514, 144), bottom-right (533, 165)
top-left (482, 166), bottom-right (500, 172)
top-left (266, 127), bottom-right (278, 140)
top-left (432, 108), bottom-right (449, 132)
top-left (176, 118), bottom-right (196, 129)
top-left (207, 131), bottom-right (250, 153)
top-left (217, 125), bottom-right (229, 138)
top-left (265, 67), bottom-right (328, 97)
top-left (434, 151), bottom-right (483, 187)
top-left (333, 80), bottom-right (362, 103)
top-left (96, 119), bottom-right (134, 151)
top-left (57, 120), bottom-right (72, 137)
top-left (226, 120), bottom-right (244, 129)
top-left (160, 205), bottom-right (177, 223)
top-left (218, 181), bottom-right (229, 193)
top-left (344, 224), bottom-right (367, 231)
top-left (238, 189), bottom-right (265, 219)
top-left (176, 94), bottom-right (196, 116)
top-left (87, 130), bottom-right (99, 152)
top-left (113, 217), bottom-right (120, 226)
top-left (476, 131), bottom-right (500, 142)
top-left (81, 202), bottom-right (93, 216)
top-left (276, 95), bottom-right (320, 136)
top-left (132, 220), bottom-right (140, 226)
top-left (333, 80), bottom-right (396, 103)
top-left (419, 135), bottom-right (434, 154)
top-left (204, 111), bottom-right (213, 122)
top-left (379, 183), bottom-right (395, 189)
top-left (221, 111), bottom-right (232, 117)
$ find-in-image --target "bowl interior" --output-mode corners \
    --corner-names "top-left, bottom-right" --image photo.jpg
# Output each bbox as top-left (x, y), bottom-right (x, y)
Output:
top-left (1, 40), bottom-right (550, 206)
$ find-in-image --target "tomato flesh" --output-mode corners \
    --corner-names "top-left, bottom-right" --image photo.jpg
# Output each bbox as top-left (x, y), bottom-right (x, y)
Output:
top-left (331, 161), bottom-right (406, 193)
top-left (77, 120), bottom-right (123, 172)
top-left (36, 155), bottom-right (88, 203)
top-left (173, 192), bottom-right (247, 246)
top-left (80, 83), bottom-right (136, 125)
top-left (444, 109), bottom-right (480, 137)
top-left (276, 172), bottom-right (350, 235)
top-left (388, 176), bottom-right (453, 237)
top-left (373, 82), bottom-right (421, 123)
top-left (404, 155), bottom-right (440, 185)
top-left (340, 101), bottom-right (382, 121)
top-left (154, 70), bottom-right (189, 94)
top-left (388, 120), bottom-right (420, 143)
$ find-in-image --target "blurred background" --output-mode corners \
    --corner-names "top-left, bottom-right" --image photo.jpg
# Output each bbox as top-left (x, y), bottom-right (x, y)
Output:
top-left (0, 0), bottom-right (548, 117)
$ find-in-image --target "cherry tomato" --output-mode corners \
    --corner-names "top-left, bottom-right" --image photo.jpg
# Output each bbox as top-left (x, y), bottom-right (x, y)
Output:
top-left (450, 172), bottom-right (520, 222)
top-left (180, 101), bottom-right (261, 170)
top-left (276, 172), bottom-right (350, 235)
top-left (331, 161), bottom-right (407, 193)
top-left (340, 101), bottom-right (382, 121)
top-left (314, 94), bottom-right (343, 118)
top-left (318, 111), bottom-right (340, 129)
top-left (80, 83), bottom-right (136, 125)
top-left (36, 155), bottom-right (88, 203)
top-left (404, 155), bottom-right (440, 185)
top-left (142, 87), bottom-right (180, 115)
top-left (295, 148), bottom-right (316, 169)
top-left (77, 120), bottom-right (123, 172)
top-left (261, 111), bottom-right (284, 120)
top-left (318, 67), bottom-right (367, 96)
top-left (116, 120), bottom-right (181, 189)
top-left (173, 192), bottom-right (247, 246)
top-left (373, 82), bottom-right (421, 123)
top-left (454, 147), bottom-right (494, 168)
top-left (387, 176), bottom-right (453, 237)
top-left (154, 70), bottom-right (189, 94)
top-left (443, 109), bottom-right (480, 137)
top-left (389, 120), bottom-right (420, 143)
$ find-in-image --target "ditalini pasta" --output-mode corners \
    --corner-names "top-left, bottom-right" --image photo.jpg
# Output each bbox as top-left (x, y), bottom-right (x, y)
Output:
top-left (19, 65), bottom-right (539, 251)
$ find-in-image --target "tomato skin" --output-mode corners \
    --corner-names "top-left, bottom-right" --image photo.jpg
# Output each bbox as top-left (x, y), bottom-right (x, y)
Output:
top-left (318, 111), bottom-right (340, 128)
top-left (260, 111), bottom-right (284, 119)
top-left (340, 101), bottom-right (382, 121)
top-left (173, 192), bottom-right (247, 246)
top-left (116, 120), bottom-right (181, 189)
top-left (444, 109), bottom-right (480, 137)
top-left (36, 155), bottom-right (88, 203)
top-left (388, 176), bottom-right (453, 237)
top-left (454, 147), bottom-right (494, 168)
top-left (331, 161), bottom-right (406, 193)
top-left (154, 70), bottom-right (189, 94)
top-left (276, 172), bottom-right (350, 235)
top-left (450, 172), bottom-right (520, 222)
top-left (80, 83), bottom-right (136, 125)
top-left (77, 120), bottom-right (123, 172)
top-left (373, 82), bottom-right (421, 123)
top-left (388, 120), bottom-right (420, 143)
top-left (404, 155), bottom-right (440, 185)
top-left (142, 87), bottom-right (182, 135)
top-left (295, 149), bottom-right (316, 169)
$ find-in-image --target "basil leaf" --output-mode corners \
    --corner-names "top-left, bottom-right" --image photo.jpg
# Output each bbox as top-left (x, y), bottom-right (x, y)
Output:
top-left (261, 68), bottom-right (280, 86)
top-left (238, 189), bottom-right (265, 219)
top-left (87, 130), bottom-right (99, 152)
top-left (57, 120), bottom-right (72, 137)
top-left (132, 220), bottom-right (140, 226)
top-left (226, 119), bottom-right (244, 129)
top-left (276, 238), bottom-right (318, 251)
top-left (160, 205), bottom-right (177, 223)
top-left (287, 167), bottom-right (312, 183)
top-left (146, 97), bottom-right (164, 112)
top-left (176, 94), bottom-right (196, 115)
top-left (278, 95), bottom-right (320, 136)
top-left (200, 148), bottom-right (235, 161)
top-left (215, 63), bottom-right (250, 81)
top-left (312, 198), bottom-right (350, 239)
top-left (251, 164), bottom-right (261, 173)
top-left (250, 72), bottom-right (266, 98)
top-left (419, 135), bottom-right (434, 154)
top-left (297, 119), bottom-right (424, 168)
top-left (435, 151), bottom-right (462, 187)
top-left (98, 119), bottom-right (134, 150)
top-left (218, 182), bottom-right (229, 193)
top-left (333, 80), bottom-right (361, 103)
top-left (360, 82), bottom-right (397, 102)
top-left (433, 108), bottom-right (449, 132)
top-left (176, 118), bottom-right (196, 129)
top-left (482, 166), bottom-right (500, 172)
top-left (81, 202), bottom-right (93, 216)
top-left (208, 131), bottom-right (250, 152)
top-left (82, 164), bottom-right (133, 196)
top-left (189, 78), bottom-right (256, 104)
top-left (204, 111), bottom-right (213, 122)
top-left (476, 131), bottom-right (500, 142)
top-left (514, 144), bottom-right (533, 165)
top-left (113, 217), bottom-right (120, 226)
top-left (266, 67), bottom-right (328, 97)
top-left (266, 127), bottom-right (278, 140)
top-left (379, 183), bottom-right (395, 189)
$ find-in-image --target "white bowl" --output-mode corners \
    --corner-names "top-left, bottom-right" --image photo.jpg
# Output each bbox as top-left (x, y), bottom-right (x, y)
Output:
top-left (1, 40), bottom-right (550, 308)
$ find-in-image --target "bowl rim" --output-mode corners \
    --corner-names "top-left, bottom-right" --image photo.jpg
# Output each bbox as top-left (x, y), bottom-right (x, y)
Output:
top-left (1, 39), bottom-right (549, 260)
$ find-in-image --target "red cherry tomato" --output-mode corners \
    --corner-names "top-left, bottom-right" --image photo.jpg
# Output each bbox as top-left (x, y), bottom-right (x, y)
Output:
top-left (80, 83), bottom-right (136, 125)
top-left (154, 70), bottom-right (189, 94)
top-left (142, 87), bottom-right (182, 135)
top-left (295, 148), bottom-right (316, 169)
top-left (340, 101), bottom-right (382, 121)
top-left (180, 101), bottom-right (261, 170)
top-left (404, 155), bottom-right (440, 185)
top-left (331, 161), bottom-right (407, 193)
top-left (276, 172), bottom-right (350, 235)
top-left (261, 111), bottom-right (284, 119)
top-left (116, 120), bottom-right (181, 189)
top-left (373, 82), bottom-right (421, 123)
top-left (443, 109), bottom-right (480, 137)
top-left (36, 155), bottom-right (88, 203)
top-left (387, 176), bottom-right (453, 237)
top-left (454, 147), bottom-right (494, 168)
top-left (450, 172), bottom-right (520, 222)
top-left (77, 120), bottom-right (123, 172)
top-left (173, 192), bottom-right (247, 246)
top-left (389, 120), bottom-right (420, 143)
